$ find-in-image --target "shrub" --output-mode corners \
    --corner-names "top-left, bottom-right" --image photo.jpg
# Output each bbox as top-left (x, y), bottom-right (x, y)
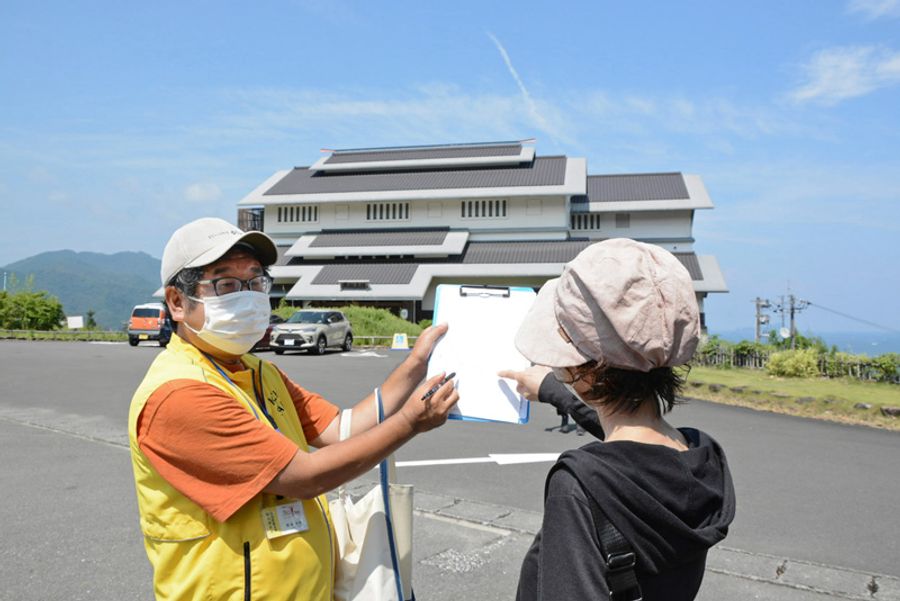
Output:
top-left (733, 340), bottom-right (767, 355)
top-left (766, 348), bottom-right (820, 378)
top-left (871, 353), bottom-right (899, 383)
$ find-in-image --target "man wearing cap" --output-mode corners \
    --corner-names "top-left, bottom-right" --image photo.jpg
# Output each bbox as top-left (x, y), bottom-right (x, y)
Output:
top-left (128, 217), bottom-right (458, 600)
top-left (500, 238), bottom-right (735, 601)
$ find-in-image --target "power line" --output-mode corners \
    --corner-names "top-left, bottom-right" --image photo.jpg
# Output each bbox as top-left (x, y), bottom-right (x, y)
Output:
top-left (806, 302), bottom-right (900, 334)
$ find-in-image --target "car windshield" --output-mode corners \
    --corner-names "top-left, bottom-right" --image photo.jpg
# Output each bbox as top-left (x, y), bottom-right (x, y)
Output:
top-left (287, 311), bottom-right (326, 324)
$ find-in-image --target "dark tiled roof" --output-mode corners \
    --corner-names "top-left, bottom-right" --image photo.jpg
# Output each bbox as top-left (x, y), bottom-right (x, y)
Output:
top-left (264, 157), bottom-right (567, 195)
top-left (274, 245), bottom-right (291, 266)
top-left (324, 144), bottom-right (522, 164)
top-left (310, 229), bottom-right (449, 248)
top-left (283, 241), bottom-right (703, 282)
top-left (312, 264), bottom-right (419, 285)
top-left (673, 252), bottom-right (702, 280)
top-left (460, 240), bottom-right (593, 263)
top-left (587, 173), bottom-right (688, 202)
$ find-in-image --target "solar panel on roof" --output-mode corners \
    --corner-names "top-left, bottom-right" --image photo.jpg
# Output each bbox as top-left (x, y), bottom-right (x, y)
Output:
top-left (324, 144), bottom-right (522, 164)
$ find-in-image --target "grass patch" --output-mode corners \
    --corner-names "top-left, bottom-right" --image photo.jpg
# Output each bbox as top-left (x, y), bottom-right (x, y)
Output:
top-left (685, 366), bottom-right (900, 431)
top-left (0, 329), bottom-right (126, 342)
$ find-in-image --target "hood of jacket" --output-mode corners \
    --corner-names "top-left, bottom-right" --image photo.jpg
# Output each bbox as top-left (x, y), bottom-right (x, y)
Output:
top-left (552, 428), bottom-right (736, 575)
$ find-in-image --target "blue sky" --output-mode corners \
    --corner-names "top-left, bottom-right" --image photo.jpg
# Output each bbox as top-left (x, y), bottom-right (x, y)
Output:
top-left (2, 1), bottom-right (899, 335)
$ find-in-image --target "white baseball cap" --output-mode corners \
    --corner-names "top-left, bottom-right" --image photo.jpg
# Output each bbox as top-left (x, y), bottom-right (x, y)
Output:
top-left (160, 217), bottom-right (278, 286)
top-left (514, 238), bottom-right (700, 371)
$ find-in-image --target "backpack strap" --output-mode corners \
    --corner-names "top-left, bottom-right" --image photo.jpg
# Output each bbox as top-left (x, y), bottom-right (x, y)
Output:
top-left (586, 494), bottom-right (643, 601)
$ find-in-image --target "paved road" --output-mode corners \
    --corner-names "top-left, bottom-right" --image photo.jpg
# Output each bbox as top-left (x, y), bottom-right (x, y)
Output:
top-left (1, 340), bottom-right (898, 600)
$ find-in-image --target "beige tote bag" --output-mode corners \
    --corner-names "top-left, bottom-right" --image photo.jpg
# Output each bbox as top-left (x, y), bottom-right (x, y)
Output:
top-left (330, 389), bottom-right (414, 601)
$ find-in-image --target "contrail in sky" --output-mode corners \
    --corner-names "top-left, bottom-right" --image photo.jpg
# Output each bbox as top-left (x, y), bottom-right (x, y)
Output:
top-left (486, 31), bottom-right (554, 139)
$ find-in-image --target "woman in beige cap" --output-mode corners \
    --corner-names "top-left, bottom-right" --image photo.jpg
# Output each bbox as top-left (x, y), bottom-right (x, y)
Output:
top-left (500, 238), bottom-right (735, 601)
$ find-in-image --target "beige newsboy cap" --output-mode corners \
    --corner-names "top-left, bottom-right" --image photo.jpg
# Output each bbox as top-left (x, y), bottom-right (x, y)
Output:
top-left (514, 238), bottom-right (700, 371)
top-left (160, 217), bottom-right (278, 286)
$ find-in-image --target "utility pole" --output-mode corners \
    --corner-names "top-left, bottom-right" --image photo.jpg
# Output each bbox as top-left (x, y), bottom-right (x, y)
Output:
top-left (778, 295), bottom-right (786, 329)
top-left (2, 271), bottom-right (6, 292)
top-left (754, 297), bottom-right (771, 343)
top-left (787, 294), bottom-right (810, 349)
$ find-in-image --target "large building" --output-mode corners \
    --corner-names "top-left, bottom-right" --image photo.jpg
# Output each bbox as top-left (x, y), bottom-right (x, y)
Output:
top-left (237, 140), bottom-right (726, 328)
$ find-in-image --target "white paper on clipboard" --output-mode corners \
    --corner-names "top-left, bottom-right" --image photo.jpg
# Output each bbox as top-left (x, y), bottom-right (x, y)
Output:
top-left (426, 284), bottom-right (536, 424)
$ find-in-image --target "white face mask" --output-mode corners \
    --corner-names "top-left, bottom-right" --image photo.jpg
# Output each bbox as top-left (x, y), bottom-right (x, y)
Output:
top-left (185, 290), bottom-right (271, 355)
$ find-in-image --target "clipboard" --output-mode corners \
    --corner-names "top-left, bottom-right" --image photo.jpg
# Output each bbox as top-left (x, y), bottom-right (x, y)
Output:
top-left (426, 284), bottom-right (536, 424)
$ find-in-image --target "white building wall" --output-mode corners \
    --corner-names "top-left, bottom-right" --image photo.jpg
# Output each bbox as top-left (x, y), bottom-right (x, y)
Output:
top-left (262, 195), bottom-right (570, 238)
top-left (568, 210), bottom-right (695, 251)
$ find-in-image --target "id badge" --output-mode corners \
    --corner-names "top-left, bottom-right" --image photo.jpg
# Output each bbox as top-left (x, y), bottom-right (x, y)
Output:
top-left (261, 501), bottom-right (309, 539)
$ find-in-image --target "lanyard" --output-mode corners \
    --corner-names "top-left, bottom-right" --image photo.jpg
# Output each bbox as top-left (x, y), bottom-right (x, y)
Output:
top-left (202, 352), bottom-right (280, 431)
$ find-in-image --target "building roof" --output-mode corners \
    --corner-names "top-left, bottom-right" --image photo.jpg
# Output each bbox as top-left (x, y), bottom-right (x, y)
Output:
top-left (273, 241), bottom-right (721, 300)
top-left (312, 263), bottom-right (419, 285)
top-left (324, 143), bottom-right (523, 164)
top-left (585, 173), bottom-right (689, 202)
top-left (279, 240), bottom-right (703, 281)
top-left (459, 240), bottom-right (593, 263)
top-left (672, 252), bottom-right (702, 280)
top-left (283, 229), bottom-right (469, 259)
top-left (263, 156), bottom-right (568, 196)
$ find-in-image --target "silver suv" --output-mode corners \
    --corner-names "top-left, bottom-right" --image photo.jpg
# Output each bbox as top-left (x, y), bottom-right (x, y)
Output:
top-left (270, 310), bottom-right (353, 355)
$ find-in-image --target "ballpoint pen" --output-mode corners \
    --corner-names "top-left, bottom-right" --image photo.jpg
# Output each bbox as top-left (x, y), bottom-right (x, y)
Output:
top-left (421, 372), bottom-right (456, 401)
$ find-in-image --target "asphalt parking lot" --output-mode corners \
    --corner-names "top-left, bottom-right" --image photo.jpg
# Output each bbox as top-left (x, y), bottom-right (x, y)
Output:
top-left (1, 340), bottom-right (899, 600)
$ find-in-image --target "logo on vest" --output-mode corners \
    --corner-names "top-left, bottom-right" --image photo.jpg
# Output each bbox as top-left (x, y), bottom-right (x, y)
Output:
top-left (268, 390), bottom-right (285, 413)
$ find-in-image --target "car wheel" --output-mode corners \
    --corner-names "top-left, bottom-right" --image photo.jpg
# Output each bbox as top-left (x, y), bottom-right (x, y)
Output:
top-left (128, 336), bottom-right (139, 347)
top-left (274, 349), bottom-right (284, 355)
top-left (311, 335), bottom-right (327, 355)
top-left (342, 333), bottom-right (353, 352)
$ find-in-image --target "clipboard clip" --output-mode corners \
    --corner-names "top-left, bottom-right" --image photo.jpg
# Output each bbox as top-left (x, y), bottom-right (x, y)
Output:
top-left (459, 284), bottom-right (511, 298)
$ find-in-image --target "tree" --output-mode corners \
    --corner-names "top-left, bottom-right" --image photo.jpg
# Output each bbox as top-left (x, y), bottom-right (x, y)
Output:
top-left (0, 289), bottom-right (65, 330)
top-left (85, 309), bottom-right (98, 330)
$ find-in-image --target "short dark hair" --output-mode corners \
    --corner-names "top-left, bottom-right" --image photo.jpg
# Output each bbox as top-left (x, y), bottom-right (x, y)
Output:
top-left (168, 266), bottom-right (205, 297)
top-left (571, 361), bottom-right (689, 417)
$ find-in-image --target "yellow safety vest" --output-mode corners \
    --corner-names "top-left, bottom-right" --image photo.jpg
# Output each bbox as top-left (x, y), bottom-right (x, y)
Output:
top-left (128, 334), bottom-right (335, 601)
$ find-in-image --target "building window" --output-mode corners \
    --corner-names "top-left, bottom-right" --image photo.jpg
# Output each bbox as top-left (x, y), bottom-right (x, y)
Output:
top-left (366, 202), bottom-right (410, 221)
top-left (461, 199), bottom-right (507, 219)
top-left (571, 213), bottom-right (602, 230)
top-left (237, 208), bottom-right (263, 232)
top-left (277, 205), bottom-right (319, 223)
top-left (615, 213), bottom-right (630, 228)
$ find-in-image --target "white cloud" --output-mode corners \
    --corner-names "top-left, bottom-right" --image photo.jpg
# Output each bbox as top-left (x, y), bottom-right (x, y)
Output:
top-left (485, 32), bottom-right (569, 144)
top-left (213, 85), bottom-right (573, 148)
top-left (848, 0), bottom-right (900, 19)
top-left (183, 182), bottom-right (222, 203)
top-left (573, 91), bottom-right (803, 142)
top-left (788, 45), bottom-right (900, 105)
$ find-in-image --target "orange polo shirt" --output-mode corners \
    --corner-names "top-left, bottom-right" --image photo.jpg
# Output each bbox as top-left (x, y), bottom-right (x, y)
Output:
top-left (136, 364), bottom-right (339, 522)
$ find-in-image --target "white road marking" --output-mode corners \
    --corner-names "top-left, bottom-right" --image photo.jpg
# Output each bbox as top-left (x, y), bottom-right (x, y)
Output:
top-left (396, 453), bottom-right (560, 467)
top-left (341, 351), bottom-right (387, 358)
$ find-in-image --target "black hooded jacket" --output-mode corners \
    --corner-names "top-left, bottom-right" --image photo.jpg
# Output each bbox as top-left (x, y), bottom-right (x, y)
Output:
top-left (517, 423), bottom-right (735, 601)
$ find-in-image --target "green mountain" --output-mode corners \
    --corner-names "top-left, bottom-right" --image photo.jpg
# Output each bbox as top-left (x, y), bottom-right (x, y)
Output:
top-left (2, 250), bottom-right (162, 330)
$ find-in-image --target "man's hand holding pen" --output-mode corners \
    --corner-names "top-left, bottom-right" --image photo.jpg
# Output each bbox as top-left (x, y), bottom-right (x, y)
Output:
top-left (399, 371), bottom-right (459, 434)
